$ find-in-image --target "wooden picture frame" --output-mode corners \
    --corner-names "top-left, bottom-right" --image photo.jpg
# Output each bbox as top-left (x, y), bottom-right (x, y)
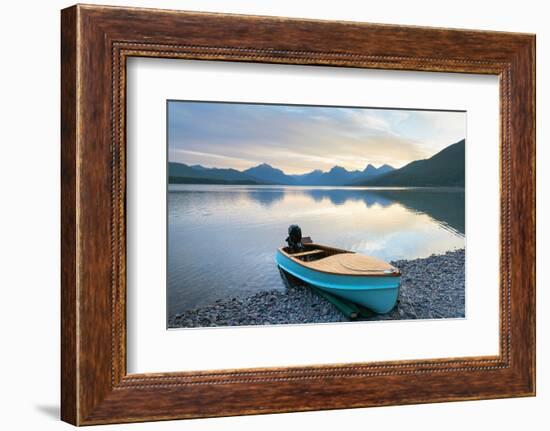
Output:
top-left (61, 4), bottom-right (535, 425)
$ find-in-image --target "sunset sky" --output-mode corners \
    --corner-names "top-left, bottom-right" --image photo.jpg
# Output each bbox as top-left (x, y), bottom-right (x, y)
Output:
top-left (168, 101), bottom-right (466, 174)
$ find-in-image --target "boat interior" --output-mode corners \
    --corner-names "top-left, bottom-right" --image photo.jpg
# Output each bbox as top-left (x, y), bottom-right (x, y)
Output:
top-left (282, 239), bottom-right (350, 263)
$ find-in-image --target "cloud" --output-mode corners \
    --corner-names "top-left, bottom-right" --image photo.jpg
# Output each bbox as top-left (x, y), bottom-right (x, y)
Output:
top-left (168, 102), bottom-right (465, 173)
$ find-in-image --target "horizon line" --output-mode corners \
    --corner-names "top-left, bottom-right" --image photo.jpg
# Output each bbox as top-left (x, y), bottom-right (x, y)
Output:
top-left (168, 138), bottom-right (465, 175)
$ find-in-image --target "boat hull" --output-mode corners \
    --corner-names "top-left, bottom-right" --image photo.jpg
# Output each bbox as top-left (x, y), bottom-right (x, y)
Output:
top-left (276, 250), bottom-right (400, 313)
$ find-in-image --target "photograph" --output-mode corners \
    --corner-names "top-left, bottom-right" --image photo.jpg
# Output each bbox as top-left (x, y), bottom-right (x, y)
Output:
top-left (167, 101), bottom-right (466, 328)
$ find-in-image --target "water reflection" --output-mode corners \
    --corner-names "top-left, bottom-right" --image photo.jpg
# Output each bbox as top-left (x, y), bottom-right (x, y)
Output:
top-left (234, 186), bottom-right (465, 235)
top-left (167, 185), bottom-right (465, 313)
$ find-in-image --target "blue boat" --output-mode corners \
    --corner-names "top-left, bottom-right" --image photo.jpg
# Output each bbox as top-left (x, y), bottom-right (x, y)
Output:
top-left (276, 236), bottom-right (401, 314)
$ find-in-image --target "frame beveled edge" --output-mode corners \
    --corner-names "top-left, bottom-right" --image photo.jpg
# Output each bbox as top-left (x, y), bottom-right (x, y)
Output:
top-left (61, 4), bottom-right (535, 425)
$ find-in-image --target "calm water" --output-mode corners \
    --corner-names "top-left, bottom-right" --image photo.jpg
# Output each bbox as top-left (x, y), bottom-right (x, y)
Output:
top-left (168, 185), bottom-right (465, 314)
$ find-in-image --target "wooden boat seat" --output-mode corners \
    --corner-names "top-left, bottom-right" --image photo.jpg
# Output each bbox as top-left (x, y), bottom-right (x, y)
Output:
top-left (305, 253), bottom-right (398, 276)
top-left (291, 249), bottom-right (324, 258)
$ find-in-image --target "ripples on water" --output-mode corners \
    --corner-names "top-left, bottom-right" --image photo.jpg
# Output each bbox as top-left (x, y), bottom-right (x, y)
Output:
top-left (168, 185), bottom-right (465, 314)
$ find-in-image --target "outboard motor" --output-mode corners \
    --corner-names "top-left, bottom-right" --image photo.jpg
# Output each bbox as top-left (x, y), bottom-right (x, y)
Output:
top-left (286, 224), bottom-right (304, 253)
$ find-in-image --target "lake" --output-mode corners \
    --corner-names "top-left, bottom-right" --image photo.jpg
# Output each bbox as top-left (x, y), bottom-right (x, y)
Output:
top-left (167, 185), bottom-right (465, 315)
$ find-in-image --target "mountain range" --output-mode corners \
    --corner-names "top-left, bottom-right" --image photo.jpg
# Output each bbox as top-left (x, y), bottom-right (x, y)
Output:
top-left (169, 162), bottom-right (394, 186)
top-left (243, 162), bottom-right (394, 186)
top-left (169, 139), bottom-right (465, 187)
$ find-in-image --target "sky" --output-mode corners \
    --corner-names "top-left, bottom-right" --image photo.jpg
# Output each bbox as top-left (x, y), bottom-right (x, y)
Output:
top-left (168, 101), bottom-right (466, 174)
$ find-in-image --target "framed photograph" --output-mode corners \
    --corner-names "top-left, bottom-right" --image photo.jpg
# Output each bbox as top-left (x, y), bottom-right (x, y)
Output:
top-left (61, 4), bottom-right (535, 425)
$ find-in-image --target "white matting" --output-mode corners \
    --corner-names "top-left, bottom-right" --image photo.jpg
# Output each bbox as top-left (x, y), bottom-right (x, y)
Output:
top-left (126, 58), bottom-right (500, 373)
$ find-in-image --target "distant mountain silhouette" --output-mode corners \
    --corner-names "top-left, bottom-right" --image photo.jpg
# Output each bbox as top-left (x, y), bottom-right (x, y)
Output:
top-left (346, 163), bottom-right (396, 186)
top-left (319, 166), bottom-right (361, 185)
top-left (353, 139), bottom-right (465, 187)
top-left (291, 169), bottom-right (324, 185)
top-left (301, 164), bottom-right (394, 186)
top-left (169, 161), bottom-right (394, 186)
top-left (243, 163), bottom-right (297, 185)
top-left (243, 163), bottom-right (369, 186)
top-left (370, 164), bottom-right (394, 175)
top-left (168, 162), bottom-right (268, 185)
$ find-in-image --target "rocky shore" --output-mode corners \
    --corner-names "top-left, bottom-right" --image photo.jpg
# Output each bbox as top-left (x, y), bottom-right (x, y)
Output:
top-left (168, 249), bottom-right (465, 328)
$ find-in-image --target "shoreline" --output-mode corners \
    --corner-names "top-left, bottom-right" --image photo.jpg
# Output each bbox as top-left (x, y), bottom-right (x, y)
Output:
top-left (168, 249), bottom-right (465, 328)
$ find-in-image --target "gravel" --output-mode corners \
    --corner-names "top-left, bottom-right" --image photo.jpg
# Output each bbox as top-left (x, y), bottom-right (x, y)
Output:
top-left (168, 249), bottom-right (465, 328)
top-left (362, 248), bottom-right (465, 321)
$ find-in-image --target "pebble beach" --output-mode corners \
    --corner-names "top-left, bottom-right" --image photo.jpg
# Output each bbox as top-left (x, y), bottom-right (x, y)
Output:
top-left (168, 248), bottom-right (465, 328)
